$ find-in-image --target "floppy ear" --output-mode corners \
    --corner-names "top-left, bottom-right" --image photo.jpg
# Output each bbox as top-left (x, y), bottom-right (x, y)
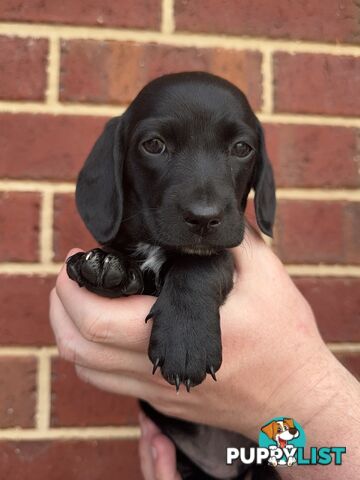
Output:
top-left (253, 122), bottom-right (276, 237)
top-left (284, 418), bottom-right (295, 429)
top-left (261, 421), bottom-right (277, 440)
top-left (76, 116), bottom-right (124, 245)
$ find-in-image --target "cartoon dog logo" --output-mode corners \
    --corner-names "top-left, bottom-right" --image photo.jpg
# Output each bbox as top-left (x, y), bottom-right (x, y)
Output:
top-left (261, 418), bottom-right (299, 466)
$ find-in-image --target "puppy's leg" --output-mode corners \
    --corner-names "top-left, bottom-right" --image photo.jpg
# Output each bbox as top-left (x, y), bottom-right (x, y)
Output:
top-left (147, 251), bottom-right (234, 390)
top-left (66, 248), bottom-right (143, 297)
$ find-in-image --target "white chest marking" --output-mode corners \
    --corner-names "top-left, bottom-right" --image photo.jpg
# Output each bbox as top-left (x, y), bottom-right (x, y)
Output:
top-left (133, 243), bottom-right (166, 279)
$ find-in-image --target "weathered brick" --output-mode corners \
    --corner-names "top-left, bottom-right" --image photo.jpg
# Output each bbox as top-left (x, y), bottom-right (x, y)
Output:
top-left (295, 278), bottom-right (360, 342)
top-left (175, 0), bottom-right (360, 44)
top-left (0, 36), bottom-right (48, 101)
top-left (0, 440), bottom-right (141, 479)
top-left (334, 352), bottom-right (360, 380)
top-left (264, 124), bottom-right (360, 188)
top-left (51, 359), bottom-right (139, 427)
top-left (0, 114), bottom-right (107, 181)
top-left (274, 200), bottom-right (360, 264)
top-left (0, 192), bottom-right (40, 262)
top-left (0, 0), bottom-right (161, 30)
top-left (274, 53), bottom-right (360, 116)
top-left (60, 40), bottom-right (262, 110)
top-left (0, 357), bottom-right (37, 428)
top-left (53, 193), bottom-right (95, 261)
top-left (0, 275), bottom-right (55, 346)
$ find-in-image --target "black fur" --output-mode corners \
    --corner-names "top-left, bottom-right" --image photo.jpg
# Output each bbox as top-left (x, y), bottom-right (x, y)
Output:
top-left (67, 72), bottom-right (277, 479)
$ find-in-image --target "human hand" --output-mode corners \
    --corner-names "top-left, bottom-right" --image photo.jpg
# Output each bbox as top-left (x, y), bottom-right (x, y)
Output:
top-left (49, 226), bottom-right (352, 443)
top-left (138, 412), bottom-right (180, 480)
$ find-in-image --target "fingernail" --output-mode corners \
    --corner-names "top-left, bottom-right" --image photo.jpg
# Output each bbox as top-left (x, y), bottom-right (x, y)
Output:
top-left (151, 445), bottom-right (157, 460)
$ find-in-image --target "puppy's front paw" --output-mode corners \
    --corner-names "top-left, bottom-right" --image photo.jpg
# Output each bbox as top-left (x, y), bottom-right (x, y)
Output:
top-left (268, 457), bottom-right (278, 467)
top-left (287, 457), bottom-right (296, 467)
top-left (66, 249), bottom-right (143, 297)
top-left (147, 299), bottom-right (221, 392)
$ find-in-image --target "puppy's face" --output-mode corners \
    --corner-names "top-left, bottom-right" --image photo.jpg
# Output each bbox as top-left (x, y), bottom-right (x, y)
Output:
top-left (76, 72), bottom-right (276, 249)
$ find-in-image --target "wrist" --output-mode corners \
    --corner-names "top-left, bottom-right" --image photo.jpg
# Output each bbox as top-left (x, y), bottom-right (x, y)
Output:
top-left (242, 341), bottom-right (338, 441)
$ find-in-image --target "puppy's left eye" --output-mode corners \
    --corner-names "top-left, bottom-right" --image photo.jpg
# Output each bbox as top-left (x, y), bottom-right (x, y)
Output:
top-left (142, 138), bottom-right (166, 155)
top-left (231, 141), bottom-right (253, 158)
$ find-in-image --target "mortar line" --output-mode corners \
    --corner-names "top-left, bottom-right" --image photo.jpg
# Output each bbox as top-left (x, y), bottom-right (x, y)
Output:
top-left (0, 182), bottom-right (359, 201)
top-left (328, 343), bottom-right (360, 353)
top-left (0, 101), bottom-right (123, 116)
top-left (36, 349), bottom-right (52, 431)
top-left (46, 36), bottom-right (60, 105)
top-left (0, 181), bottom-right (75, 193)
top-left (0, 262), bottom-right (359, 276)
top-left (40, 190), bottom-right (54, 264)
top-left (276, 189), bottom-right (360, 201)
top-left (0, 426), bottom-right (140, 440)
top-left (285, 265), bottom-right (360, 276)
top-left (161, 0), bottom-right (175, 34)
top-left (1, 22), bottom-right (360, 56)
top-left (0, 101), bottom-right (359, 127)
top-left (0, 263), bottom-right (62, 274)
top-left (261, 48), bottom-right (274, 114)
top-left (0, 347), bottom-right (57, 356)
top-left (258, 113), bottom-right (360, 127)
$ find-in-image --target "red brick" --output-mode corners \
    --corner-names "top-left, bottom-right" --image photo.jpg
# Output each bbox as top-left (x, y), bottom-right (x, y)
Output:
top-left (0, 440), bottom-right (141, 480)
top-left (60, 40), bottom-right (262, 110)
top-left (0, 192), bottom-right (40, 262)
top-left (0, 0), bottom-right (161, 30)
top-left (0, 114), bottom-right (107, 181)
top-left (334, 352), bottom-right (360, 380)
top-left (264, 124), bottom-right (360, 188)
top-left (175, 0), bottom-right (360, 44)
top-left (0, 275), bottom-right (55, 346)
top-left (53, 193), bottom-right (95, 261)
top-left (274, 200), bottom-right (360, 264)
top-left (295, 278), bottom-right (360, 342)
top-left (0, 36), bottom-right (48, 101)
top-left (0, 357), bottom-right (37, 428)
top-left (274, 53), bottom-right (360, 116)
top-left (51, 359), bottom-right (139, 427)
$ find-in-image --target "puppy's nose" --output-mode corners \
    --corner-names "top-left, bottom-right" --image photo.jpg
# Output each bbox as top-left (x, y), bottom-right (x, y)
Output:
top-left (289, 428), bottom-right (298, 435)
top-left (183, 204), bottom-right (223, 234)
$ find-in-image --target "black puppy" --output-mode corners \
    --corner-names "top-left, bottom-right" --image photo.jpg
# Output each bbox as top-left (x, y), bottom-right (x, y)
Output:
top-left (67, 72), bottom-right (277, 479)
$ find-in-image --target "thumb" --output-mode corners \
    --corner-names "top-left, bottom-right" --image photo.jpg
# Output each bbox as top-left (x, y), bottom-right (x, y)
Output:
top-left (230, 222), bottom-right (267, 272)
top-left (152, 435), bottom-right (181, 480)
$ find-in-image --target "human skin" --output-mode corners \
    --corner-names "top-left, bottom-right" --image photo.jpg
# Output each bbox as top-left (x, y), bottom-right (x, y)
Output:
top-left (50, 227), bottom-right (360, 479)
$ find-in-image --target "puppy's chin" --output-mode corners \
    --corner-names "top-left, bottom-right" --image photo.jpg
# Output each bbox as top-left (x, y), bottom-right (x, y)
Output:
top-left (177, 245), bottom-right (219, 256)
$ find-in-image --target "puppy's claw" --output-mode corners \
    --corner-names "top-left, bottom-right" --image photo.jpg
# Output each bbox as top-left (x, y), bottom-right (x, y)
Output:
top-left (145, 312), bottom-right (153, 323)
top-left (85, 251), bottom-right (93, 261)
top-left (209, 366), bottom-right (217, 382)
top-left (185, 379), bottom-right (191, 393)
top-left (175, 375), bottom-right (180, 392)
top-left (152, 358), bottom-right (160, 375)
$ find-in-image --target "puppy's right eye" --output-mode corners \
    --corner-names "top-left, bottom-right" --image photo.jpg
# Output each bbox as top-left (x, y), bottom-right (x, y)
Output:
top-left (142, 138), bottom-right (166, 155)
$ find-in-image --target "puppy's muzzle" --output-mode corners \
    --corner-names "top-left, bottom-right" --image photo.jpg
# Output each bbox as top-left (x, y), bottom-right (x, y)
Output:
top-left (182, 203), bottom-right (223, 236)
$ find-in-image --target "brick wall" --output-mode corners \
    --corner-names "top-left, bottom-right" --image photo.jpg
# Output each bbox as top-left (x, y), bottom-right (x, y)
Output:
top-left (0, 1), bottom-right (359, 477)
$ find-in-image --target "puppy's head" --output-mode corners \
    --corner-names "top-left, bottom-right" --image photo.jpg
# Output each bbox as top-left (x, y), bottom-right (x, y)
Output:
top-left (76, 72), bottom-right (276, 251)
top-left (261, 419), bottom-right (299, 444)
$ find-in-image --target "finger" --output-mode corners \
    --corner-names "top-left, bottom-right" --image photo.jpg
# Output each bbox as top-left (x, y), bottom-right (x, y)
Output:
top-left (56, 254), bottom-right (155, 350)
top-left (152, 433), bottom-right (181, 480)
top-left (50, 289), bottom-right (152, 377)
top-left (75, 364), bottom-right (169, 400)
top-left (138, 412), bottom-right (162, 480)
top-left (230, 223), bottom-right (277, 278)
